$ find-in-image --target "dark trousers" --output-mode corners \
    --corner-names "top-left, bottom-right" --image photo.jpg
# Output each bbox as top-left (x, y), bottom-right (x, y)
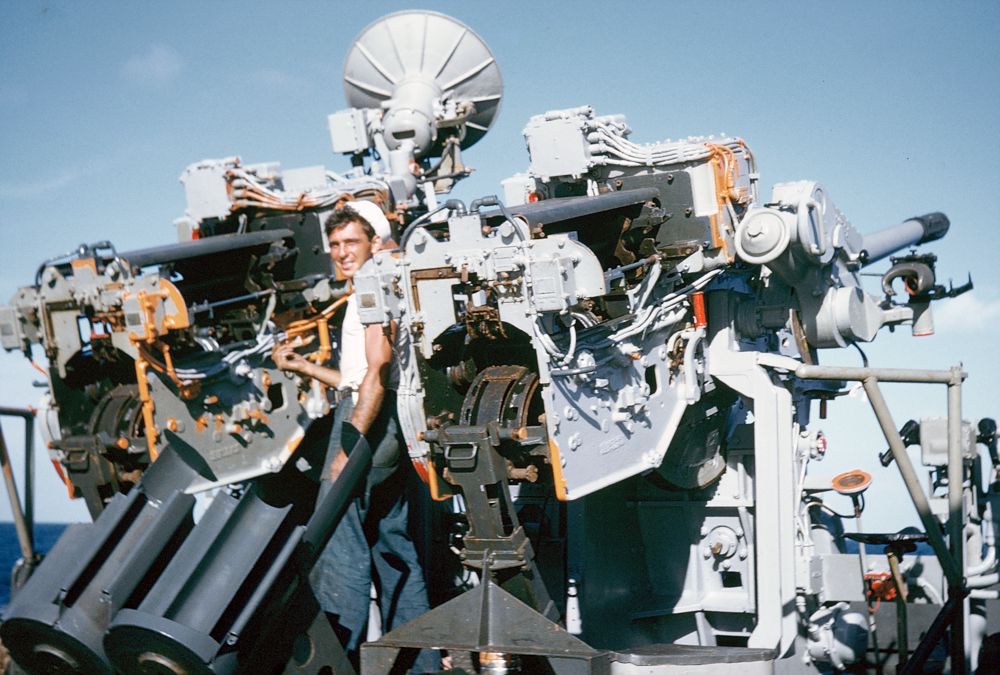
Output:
top-left (309, 393), bottom-right (438, 673)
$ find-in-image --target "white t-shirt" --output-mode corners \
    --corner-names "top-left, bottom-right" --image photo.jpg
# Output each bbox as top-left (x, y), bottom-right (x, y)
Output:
top-left (339, 293), bottom-right (399, 395)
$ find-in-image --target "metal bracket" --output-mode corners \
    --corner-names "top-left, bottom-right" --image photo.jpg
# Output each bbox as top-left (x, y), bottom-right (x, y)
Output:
top-left (361, 574), bottom-right (611, 675)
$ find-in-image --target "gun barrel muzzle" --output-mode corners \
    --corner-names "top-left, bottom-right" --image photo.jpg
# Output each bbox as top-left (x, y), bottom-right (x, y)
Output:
top-left (861, 212), bottom-right (949, 266)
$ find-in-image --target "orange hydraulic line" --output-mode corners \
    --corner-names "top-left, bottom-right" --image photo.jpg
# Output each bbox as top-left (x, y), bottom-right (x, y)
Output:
top-left (158, 341), bottom-right (182, 385)
top-left (284, 293), bottom-right (350, 337)
top-left (705, 145), bottom-right (729, 249)
top-left (133, 357), bottom-right (159, 461)
top-left (306, 316), bottom-right (334, 403)
top-left (705, 143), bottom-right (745, 258)
top-left (50, 459), bottom-right (74, 499)
top-left (312, 317), bottom-right (332, 364)
top-left (423, 456), bottom-right (453, 501)
top-left (692, 291), bottom-right (708, 328)
top-left (137, 290), bottom-right (160, 341)
top-left (136, 342), bottom-right (168, 376)
top-left (548, 438), bottom-right (568, 502)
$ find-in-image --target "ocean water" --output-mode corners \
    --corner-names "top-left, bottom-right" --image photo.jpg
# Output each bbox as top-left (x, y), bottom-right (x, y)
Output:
top-left (0, 521), bottom-right (68, 612)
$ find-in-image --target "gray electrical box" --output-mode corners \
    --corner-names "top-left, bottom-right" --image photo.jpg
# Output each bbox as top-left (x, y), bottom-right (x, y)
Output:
top-left (920, 417), bottom-right (978, 466)
top-left (0, 306), bottom-right (24, 351)
top-left (328, 108), bottom-right (371, 155)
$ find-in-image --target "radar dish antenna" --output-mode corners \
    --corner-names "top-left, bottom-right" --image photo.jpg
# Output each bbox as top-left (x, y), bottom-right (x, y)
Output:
top-left (343, 11), bottom-right (502, 158)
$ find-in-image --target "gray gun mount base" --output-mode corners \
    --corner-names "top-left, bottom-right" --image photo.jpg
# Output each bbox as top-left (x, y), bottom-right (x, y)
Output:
top-left (420, 365), bottom-right (557, 618)
top-left (367, 359), bottom-right (777, 673)
top-left (364, 574), bottom-right (776, 674)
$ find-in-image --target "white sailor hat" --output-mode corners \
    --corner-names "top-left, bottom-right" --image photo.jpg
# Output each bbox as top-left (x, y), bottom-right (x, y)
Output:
top-left (343, 200), bottom-right (393, 242)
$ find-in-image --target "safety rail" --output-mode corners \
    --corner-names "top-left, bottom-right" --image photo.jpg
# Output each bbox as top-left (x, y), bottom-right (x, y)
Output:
top-left (794, 364), bottom-right (968, 674)
top-left (0, 407), bottom-right (37, 578)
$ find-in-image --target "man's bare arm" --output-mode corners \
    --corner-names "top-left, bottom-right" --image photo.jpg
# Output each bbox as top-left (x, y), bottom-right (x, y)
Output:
top-left (325, 322), bottom-right (394, 482)
top-left (349, 321), bottom-right (395, 436)
top-left (271, 343), bottom-right (342, 389)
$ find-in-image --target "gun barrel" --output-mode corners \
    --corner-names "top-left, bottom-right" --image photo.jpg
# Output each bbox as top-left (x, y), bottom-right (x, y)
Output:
top-left (119, 228), bottom-right (293, 269)
top-left (861, 212), bottom-right (949, 266)
top-left (499, 187), bottom-right (660, 228)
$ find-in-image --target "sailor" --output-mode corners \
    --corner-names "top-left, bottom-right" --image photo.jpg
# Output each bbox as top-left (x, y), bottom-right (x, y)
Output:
top-left (272, 201), bottom-right (437, 672)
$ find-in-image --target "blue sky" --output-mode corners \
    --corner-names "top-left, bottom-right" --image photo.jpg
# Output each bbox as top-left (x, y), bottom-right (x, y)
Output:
top-left (1, 1), bottom-right (998, 527)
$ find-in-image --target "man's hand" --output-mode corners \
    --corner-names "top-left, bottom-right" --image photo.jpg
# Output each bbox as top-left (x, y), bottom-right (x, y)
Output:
top-left (272, 342), bottom-right (343, 391)
top-left (272, 343), bottom-right (312, 374)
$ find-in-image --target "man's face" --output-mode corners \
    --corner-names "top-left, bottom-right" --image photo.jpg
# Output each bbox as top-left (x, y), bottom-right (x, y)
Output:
top-left (329, 220), bottom-right (380, 279)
